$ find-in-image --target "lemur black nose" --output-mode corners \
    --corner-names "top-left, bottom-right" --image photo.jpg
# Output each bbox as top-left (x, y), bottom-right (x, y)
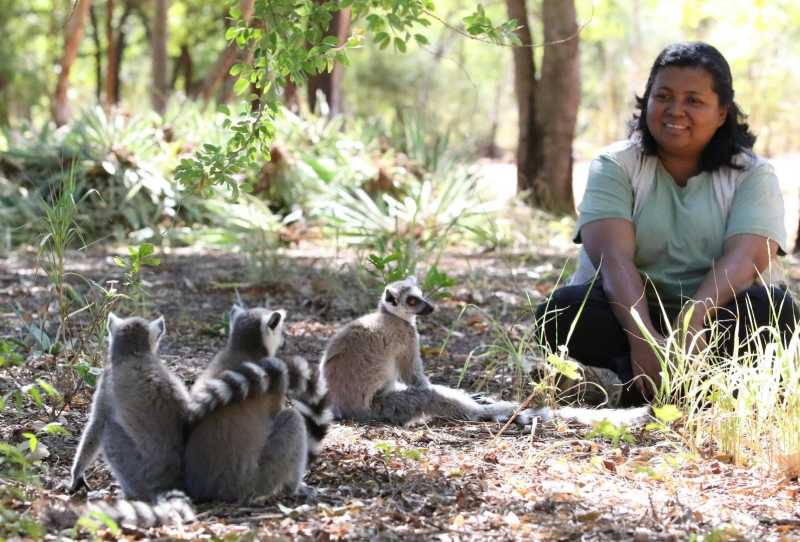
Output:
top-left (418, 302), bottom-right (434, 316)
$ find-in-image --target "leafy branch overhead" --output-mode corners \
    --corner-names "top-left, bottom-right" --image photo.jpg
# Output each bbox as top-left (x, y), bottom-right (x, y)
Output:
top-left (175, 0), bottom-right (519, 199)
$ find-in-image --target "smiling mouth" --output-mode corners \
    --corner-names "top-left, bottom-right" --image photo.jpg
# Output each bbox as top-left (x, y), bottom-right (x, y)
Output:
top-left (664, 123), bottom-right (688, 130)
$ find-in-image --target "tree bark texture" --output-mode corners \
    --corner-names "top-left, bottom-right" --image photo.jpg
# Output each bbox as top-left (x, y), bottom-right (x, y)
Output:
top-left (505, 0), bottom-right (580, 215)
top-left (307, 6), bottom-right (351, 117)
top-left (104, 0), bottom-right (118, 108)
top-left (89, 5), bottom-right (103, 102)
top-left (506, 0), bottom-right (540, 198)
top-left (200, 0), bottom-right (255, 104)
top-left (151, 0), bottom-right (169, 113)
top-left (283, 80), bottom-right (300, 112)
top-left (53, 0), bottom-right (92, 126)
top-left (171, 44), bottom-right (194, 95)
top-left (112, 2), bottom-right (135, 104)
top-left (537, 0), bottom-right (579, 214)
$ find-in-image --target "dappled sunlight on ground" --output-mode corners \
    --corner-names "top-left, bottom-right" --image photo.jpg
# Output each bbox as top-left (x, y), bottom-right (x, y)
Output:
top-left (1, 246), bottom-right (799, 540)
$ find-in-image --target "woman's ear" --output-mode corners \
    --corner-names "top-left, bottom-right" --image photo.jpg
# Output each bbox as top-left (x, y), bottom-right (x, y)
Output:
top-left (717, 105), bottom-right (729, 128)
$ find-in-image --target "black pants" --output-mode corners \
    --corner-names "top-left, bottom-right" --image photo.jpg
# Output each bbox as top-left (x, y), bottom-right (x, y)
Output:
top-left (535, 280), bottom-right (798, 385)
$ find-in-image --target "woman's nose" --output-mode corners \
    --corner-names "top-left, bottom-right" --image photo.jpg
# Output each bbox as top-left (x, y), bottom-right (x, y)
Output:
top-left (665, 99), bottom-right (685, 117)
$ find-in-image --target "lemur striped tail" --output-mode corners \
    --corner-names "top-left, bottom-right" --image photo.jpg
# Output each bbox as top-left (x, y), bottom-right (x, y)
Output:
top-left (286, 356), bottom-right (332, 463)
top-left (44, 490), bottom-right (195, 530)
top-left (188, 358), bottom-right (287, 424)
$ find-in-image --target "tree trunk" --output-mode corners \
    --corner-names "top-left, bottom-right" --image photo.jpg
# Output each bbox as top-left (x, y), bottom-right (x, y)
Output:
top-left (505, 0), bottom-right (579, 215)
top-left (172, 44), bottom-right (194, 95)
top-left (200, 0), bottom-right (255, 104)
top-left (105, 0), bottom-right (118, 108)
top-left (53, 0), bottom-right (92, 126)
top-left (307, 6), bottom-right (351, 116)
top-left (536, 0), bottom-right (579, 214)
top-left (89, 5), bottom-right (103, 102)
top-left (151, 0), bottom-right (169, 113)
top-left (283, 81), bottom-right (300, 112)
top-left (506, 0), bottom-right (542, 199)
top-left (112, 2), bottom-right (135, 104)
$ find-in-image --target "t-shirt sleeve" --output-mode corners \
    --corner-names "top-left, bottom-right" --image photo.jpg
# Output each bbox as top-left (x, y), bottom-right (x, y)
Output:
top-left (574, 154), bottom-right (634, 243)
top-left (725, 163), bottom-right (787, 254)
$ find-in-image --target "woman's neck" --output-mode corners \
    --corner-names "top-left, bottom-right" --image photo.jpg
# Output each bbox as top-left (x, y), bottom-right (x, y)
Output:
top-left (657, 151), bottom-right (701, 186)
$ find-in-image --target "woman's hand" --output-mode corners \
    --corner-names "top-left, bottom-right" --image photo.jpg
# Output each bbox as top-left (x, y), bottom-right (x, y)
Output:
top-left (629, 334), bottom-right (665, 398)
top-left (674, 299), bottom-right (711, 356)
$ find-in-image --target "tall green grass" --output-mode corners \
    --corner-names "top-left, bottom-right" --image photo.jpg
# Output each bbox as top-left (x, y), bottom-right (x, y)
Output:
top-left (523, 277), bottom-right (800, 475)
top-left (632, 298), bottom-right (800, 473)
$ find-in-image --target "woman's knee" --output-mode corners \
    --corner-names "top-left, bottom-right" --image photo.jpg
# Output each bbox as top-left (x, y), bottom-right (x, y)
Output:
top-left (726, 285), bottom-right (798, 335)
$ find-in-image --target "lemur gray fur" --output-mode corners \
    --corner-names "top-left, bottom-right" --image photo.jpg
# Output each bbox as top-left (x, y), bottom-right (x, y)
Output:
top-left (183, 305), bottom-right (330, 502)
top-left (320, 276), bottom-right (520, 426)
top-left (63, 313), bottom-right (283, 529)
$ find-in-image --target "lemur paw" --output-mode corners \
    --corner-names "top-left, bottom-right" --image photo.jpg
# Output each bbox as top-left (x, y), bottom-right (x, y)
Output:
top-left (471, 392), bottom-right (495, 405)
top-left (514, 407), bottom-right (554, 426)
top-left (66, 475), bottom-right (88, 494)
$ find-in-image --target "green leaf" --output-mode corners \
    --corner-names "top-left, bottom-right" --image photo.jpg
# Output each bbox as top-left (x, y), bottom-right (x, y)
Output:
top-left (25, 385), bottom-right (43, 409)
top-left (413, 33), bottom-right (429, 46)
top-left (387, 13), bottom-right (404, 30)
top-left (40, 422), bottom-right (71, 436)
top-left (35, 379), bottom-right (60, 400)
top-left (653, 404), bottom-right (682, 424)
top-left (233, 77), bottom-right (250, 96)
top-left (73, 362), bottom-right (100, 388)
top-left (368, 254), bottom-right (386, 271)
top-left (546, 353), bottom-right (582, 380)
top-left (22, 432), bottom-right (37, 453)
top-left (394, 37), bottom-right (407, 53)
top-left (374, 31), bottom-right (390, 45)
top-left (139, 243), bottom-right (155, 257)
top-left (587, 420), bottom-right (636, 447)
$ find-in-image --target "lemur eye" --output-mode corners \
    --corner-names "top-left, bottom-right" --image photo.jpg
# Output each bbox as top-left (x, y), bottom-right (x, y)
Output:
top-left (407, 296), bottom-right (419, 306)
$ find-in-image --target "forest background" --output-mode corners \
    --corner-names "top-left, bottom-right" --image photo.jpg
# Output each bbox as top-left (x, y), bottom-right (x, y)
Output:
top-left (2, 1), bottom-right (800, 540)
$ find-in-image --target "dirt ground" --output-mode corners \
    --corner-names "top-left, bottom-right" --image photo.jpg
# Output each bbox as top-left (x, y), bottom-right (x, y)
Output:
top-left (1, 246), bottom-right (799, 541)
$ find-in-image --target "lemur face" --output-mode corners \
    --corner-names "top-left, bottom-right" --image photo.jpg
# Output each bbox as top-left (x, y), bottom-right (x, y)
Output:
top-left (381, 276), bottom-right (434, 321)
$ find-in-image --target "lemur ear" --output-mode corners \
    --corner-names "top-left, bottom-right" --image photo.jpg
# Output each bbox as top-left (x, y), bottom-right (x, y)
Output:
top-left (148, 316), bottom-right (166, 343)
top-left (266, 309), bottom-right (285, 330)
top-left (107, 312), bottom-right (122, 334)
top-left (405, 275), bottom-right (418, 286)
top-left (229, 304), bottom-right (246, 334)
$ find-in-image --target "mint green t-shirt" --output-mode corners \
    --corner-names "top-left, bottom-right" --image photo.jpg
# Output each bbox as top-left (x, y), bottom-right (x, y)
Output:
top-left (575, 150), bottom-right (787, 309)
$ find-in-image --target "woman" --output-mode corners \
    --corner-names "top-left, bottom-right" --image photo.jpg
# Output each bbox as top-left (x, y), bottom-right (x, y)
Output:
top-left (536, 42), bottom-right (796, 402)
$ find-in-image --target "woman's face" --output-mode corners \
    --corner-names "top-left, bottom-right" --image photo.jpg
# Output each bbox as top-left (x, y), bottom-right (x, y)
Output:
top-left (645, 66), bottom-right (728, 162)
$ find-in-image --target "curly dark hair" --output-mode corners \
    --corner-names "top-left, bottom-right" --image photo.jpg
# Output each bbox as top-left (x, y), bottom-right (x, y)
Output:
top-left (629, 42), bottom-right (756, 171)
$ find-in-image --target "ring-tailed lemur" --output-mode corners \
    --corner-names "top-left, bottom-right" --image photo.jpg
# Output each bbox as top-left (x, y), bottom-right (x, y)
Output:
top-left (183, 305), bottom-right (330, 502)
top-left (61, 313), bottom-right (286, 529)
top-left (320, 276), bottom-right (521, 425)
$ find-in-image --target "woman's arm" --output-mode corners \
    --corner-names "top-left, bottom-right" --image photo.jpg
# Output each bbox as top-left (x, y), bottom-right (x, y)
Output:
top-left (581, 218), bottom-right (664, 395)
top-left (681, 234), bottom-right (778, 334)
